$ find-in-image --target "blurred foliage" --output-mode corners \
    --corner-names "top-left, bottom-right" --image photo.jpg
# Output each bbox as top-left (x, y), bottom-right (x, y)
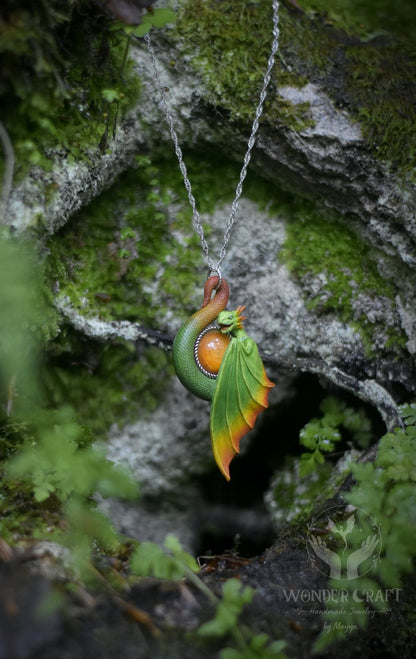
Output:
top-left (0, 0), bottom-right (141, 176)
top-left (131, 535), bottom-right (287, 659)
top-left (313, 403), bottom-right (416, 651)
top-left (8, 405), bottom-right (138, 503)
top-left (174, 0), bottom-right (313, 127)
top-left (0, 237), bottom-right (57, 412)
top-left (131, 533), bottom-right (199, 580)
top-left (123, 5), bottom-right (175, 37)
top-left (197, 578), bottom-right (255, 639)
top-left (0, 235), bottom-right (138, 578)
top-left (298, 0), bottom-right (416, 40)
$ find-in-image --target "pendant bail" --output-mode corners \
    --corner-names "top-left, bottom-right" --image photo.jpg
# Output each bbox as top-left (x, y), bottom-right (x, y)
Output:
top-left (207, 266), bottom-right (222, 290)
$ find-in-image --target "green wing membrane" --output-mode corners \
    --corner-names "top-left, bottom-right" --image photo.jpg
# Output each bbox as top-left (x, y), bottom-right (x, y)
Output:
top-left (210, 336), bottom-right (274, 480)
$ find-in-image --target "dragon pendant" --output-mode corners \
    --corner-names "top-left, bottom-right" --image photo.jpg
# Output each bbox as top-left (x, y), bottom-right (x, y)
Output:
top-left (172, 276), bottom-right (274, 480)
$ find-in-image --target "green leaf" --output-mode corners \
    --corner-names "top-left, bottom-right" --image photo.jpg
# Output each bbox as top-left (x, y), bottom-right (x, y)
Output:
top-left (102, 88), bottom-right (121, 103)
top-left (130, 535), bottom-right (198, 580)
top-left (221, 650), bottom-right (241, 659)
top-left (317, 426), bottom-right (341, 452)
top-left (120, 227), bottom-right (136, 240)
top-left (8, 407), bottom-right (138, 503)
top-left (131, 22), bottom-right (151, 38)
top-left (130, 541), bottom-right (168, 577)
top-left (299, 449), bottom-right (325, 477)
top-left (320, 396), bottom-right (346, 425)
top-left (299, 419), bottom-right (321, 449)
top-left (151, 8), bottom-right (176, 28)
top-left (399, 403), bottom-right (416, 425)
top-left (164, 534), bottom-right (199, 572)
top-left (33, 482), bottom-right (55, 502)
top-left (198, 578), bottom-right (254, 639)
top-left (65, 498), bottom-right (119, 551)
top-left (118, 247), bottom-right (131, 259)
top-left (221, 634), bottom-right (287, 658)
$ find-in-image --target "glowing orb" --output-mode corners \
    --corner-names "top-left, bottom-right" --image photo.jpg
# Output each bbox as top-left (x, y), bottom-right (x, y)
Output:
top-left (197, 330), bottom-right (231, 375)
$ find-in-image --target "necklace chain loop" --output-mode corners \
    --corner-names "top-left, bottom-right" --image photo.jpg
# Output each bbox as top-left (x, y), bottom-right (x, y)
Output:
top-left (144, 1), bottom-right (280, 278)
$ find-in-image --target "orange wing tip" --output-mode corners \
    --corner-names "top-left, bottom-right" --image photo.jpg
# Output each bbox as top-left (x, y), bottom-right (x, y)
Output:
top-left (261, 369), bottom-right (275, 389)
top-left (249, 378), bottom-right (275, 410)
top-left (211, 366), bottom-right (275, 481)
top-left (212, 429), bottom-right (243, 481)
top-left (214, 448), bottom-right (234, 481)
top-left (212, 425), bottom-right (248, 480)
top-left (219, 461), bottom-right (231, 481)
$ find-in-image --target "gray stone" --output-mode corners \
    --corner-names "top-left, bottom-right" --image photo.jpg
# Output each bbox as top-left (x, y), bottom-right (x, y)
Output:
top-left (3, 15), bottom-right (416, 547)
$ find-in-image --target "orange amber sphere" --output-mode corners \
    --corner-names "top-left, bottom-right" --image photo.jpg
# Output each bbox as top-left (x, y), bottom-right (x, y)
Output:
top-left (197, 330), bottom-right (231, 375)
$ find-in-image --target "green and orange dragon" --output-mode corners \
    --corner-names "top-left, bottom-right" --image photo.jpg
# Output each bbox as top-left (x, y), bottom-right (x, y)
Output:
top-left (173, 276), bottom-right (274, 480)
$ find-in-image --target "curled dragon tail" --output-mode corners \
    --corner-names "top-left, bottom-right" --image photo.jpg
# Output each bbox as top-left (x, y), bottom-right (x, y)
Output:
top-left (172, 276), bottom-right (229, 401)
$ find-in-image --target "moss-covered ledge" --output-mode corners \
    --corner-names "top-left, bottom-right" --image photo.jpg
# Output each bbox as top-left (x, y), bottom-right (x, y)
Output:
top-left (3, 0), bottom-right (416, 268)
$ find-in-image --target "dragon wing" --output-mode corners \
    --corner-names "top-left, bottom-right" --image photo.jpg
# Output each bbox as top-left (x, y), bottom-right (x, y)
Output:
top-left (210, 336), bottom-right (274, 480)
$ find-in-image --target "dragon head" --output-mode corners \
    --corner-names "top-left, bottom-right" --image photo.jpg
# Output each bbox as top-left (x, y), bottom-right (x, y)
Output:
top-left (217, 305), bottom-right (246, 334)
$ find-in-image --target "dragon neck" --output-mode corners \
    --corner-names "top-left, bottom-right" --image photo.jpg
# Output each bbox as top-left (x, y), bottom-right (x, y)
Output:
top-left (172, 276), bottom-right (230, 401)
top-left (198, 276), bottom-right (230, 329)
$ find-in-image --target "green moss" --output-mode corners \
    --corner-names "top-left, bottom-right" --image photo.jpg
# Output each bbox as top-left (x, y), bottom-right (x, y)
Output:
top-left (173, 0), bottom-right (313, 130)
top-left (280, 206), bottom-right (408, 356)
top-left (43, 336), bottom-right (172, 436)
top-left (44, 149), bottom-right (245, 433)
top-left (268, 449), bottom-right (360, 529)
top-left (48, 159), bottom-right (194, 323)
top-left (46, 150), bottom-right (245, 324)
top-left (43, 144), bottom-right (409, 435)
top-left (343, 41), bottom-right (416, 169)
top-left (0, 471), bottom-right (63, 543)
top-left (157, 148), bottom-right (242, 216)
top-left (297, 0), bottom-right (416, 41)
top-left (242, 168), bottom-right (409, 356)
top-left (0, 0), bottom-right (141, 177)
top-left (282, 9), bottom-right (416, 173)
top-left (174, 0), bottom-right (416, 174)
top-left (268, 457), bottom-right (333, 526)
top-left (48, 144), bottom-right (409, 361)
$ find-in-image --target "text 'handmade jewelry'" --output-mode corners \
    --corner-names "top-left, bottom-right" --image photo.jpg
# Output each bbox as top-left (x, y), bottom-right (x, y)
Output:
top-left (145, 2), bottom-right (280, 478)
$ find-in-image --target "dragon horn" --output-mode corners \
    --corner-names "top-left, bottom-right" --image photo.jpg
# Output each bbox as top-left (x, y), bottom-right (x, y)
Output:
top-left (236, 305), bottom-right (246, 328)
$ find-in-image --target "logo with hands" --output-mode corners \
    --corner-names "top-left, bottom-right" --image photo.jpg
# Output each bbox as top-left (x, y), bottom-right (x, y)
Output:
top-left (307, 505), bottom-right (381, 580)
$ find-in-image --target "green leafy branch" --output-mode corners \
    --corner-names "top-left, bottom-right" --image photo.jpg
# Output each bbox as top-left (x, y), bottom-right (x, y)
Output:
top-left (8, 406), bottom-right (138, 504)
top-left (314, 403), bottom-right (416, 651)
top-left (348, 403), bottom-right (416, 586)
top-left (198, 578), bottom-right (286, 659)
top-left (0, 233), bottom-right (139, 578)
top-left (4, 404), bottom-right (139, 580)
top-left (299, 396), bottom-right (372, 476)
top-left (131, 534), bottom-right (199, 581)
top-left (130, 535), bottom-right (286, 659)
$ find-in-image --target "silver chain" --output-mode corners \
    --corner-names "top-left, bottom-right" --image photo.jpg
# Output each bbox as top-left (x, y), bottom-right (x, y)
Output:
top-left (144, 1), bottom-right (280, 279)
